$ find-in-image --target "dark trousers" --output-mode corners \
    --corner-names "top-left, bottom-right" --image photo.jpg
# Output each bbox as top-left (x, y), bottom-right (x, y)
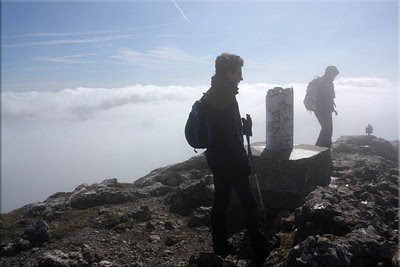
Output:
top-left (315, 110), bottom-right (333, 148)
top-left (206, 152), bottom-right (266, 256)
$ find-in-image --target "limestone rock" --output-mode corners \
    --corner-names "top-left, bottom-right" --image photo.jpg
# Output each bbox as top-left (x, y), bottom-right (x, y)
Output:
top-left (68, 179), bottom-right (143, 209)
top-left (288, 235), bottom-right (352, 267)
top-left (129, 206), bottom-right (152, 222)
top-left (149, 234), bottom-right (160, 243)
top-left (153, 171), bottom-right (184, 187)
top-left (145, 222), bottom-right (155, 231)
top-left (0, 238), bottom-right (32, 257)
top-left (188, 252), bottom-right (224, 267)
top-left (94, 206), bottom-right (151, 229)
top-left (165, 235), bottom-right (180, 246)
top-left (23, 220), bottom-right (50, 246)
top-left (391, 140), bottom-right (399, 155)
top-left (138, 182), bottom-right (174, 197)
top-left (22, 192), bottom-right (71, 218)
top-left (22, 179), bottom-right (145, 217)
top-left (0, 220), bottom-right (50, 257)
top-left (294, 187), bottom-right (354, 238)
top-left (163, 221), bottom-right (176, 230)
top-left (288, 226), bottom-right (392, 267)
top-left (98, 260), bottom-right (114, 267)
top-left (38, 250), bottom-right (73, 267)
top-left (188, 207), bottom-right (211, 228)
top-left (133, 155), bottom-right (210, 189)
top-left (167, 178), bottom-right (214, 216)
top-left (332, 135), bottom-right (398, 162)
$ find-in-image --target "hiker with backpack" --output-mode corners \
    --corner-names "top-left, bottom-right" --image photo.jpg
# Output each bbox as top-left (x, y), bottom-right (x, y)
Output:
top-left (186, 53), bottom-right (268, 264)
top-left (304, 66), bottom-right (339, 148)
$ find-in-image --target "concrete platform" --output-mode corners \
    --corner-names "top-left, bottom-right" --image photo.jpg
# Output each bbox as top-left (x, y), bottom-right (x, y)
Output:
top-left (247, 143), bottom-right (332, 210)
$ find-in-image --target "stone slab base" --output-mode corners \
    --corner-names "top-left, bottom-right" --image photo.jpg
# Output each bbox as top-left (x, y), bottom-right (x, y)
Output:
top-left (247, 143), bottom-right (332, 210)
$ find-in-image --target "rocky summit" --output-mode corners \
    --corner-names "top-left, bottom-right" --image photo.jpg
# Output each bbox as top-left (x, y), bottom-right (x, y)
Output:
top-left (0, 135), bottom-right (398, 267)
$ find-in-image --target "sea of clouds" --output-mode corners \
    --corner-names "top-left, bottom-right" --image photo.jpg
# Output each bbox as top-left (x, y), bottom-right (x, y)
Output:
top-left (1, 77), bottom-right (398, 212)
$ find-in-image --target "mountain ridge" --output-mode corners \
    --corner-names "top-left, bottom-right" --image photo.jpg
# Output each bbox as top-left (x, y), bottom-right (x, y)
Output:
top-left (1, 135), bottom-right (398, 266)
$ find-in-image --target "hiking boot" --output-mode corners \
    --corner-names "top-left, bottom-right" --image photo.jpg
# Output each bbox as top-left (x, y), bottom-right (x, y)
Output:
top-left (251, 232), bottom-right (269, 266)
top-left (213, 242), bottom-right (234, 257)
top-left (254, 251), bottom-right (268, 267)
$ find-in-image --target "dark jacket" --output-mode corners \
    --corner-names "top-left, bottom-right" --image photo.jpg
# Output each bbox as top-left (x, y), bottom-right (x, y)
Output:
top-left (316, 77), bottom-right (336, 113)
top-left (203, 76), bottom-right (251, 177)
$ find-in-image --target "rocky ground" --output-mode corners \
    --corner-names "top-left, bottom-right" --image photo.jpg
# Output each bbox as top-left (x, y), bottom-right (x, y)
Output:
top-left (0, 135), bottom-right (398, 267)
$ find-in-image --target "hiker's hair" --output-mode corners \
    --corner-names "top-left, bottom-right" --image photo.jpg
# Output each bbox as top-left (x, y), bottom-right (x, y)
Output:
top-left (215, 53), bottom-right (244, 76)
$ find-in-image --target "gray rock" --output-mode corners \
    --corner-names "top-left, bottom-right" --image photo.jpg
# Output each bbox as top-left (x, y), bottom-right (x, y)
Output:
top-left (288, 226), bottom-right (392, 267)
top-left (73, 183), bottom-right (90, 192)
top-left (133, 155), bottom-right (210, 187)
top-left (0, 238), bottom-right (32, 256)
top-left (22, 192), bottom-right (71, 218)
top-left (69, 179), bottom-right (143, 209)
top-left (0, 220), bottom-right (50, 256)
top-left (163, 221), bottom-right (176, 230)
top-left (391, 140), bottom-right (399, 155)
top-left (165, 235), bottom-right (180, 246)
top-left (167, 179), bottom-right (214, 216)
top-left (81, 244), bottom-right (97, 264)
top-left (138, 182), bottom-right (174, 197)
top-left (347, 226), bottom-right (392, 266)
top-left (188, 207), bottom-right (211, 228)
top-left (165, 154), bottom-right (209, 173)
top-left (149, 235), bottom-right (160, 243)
top-left (38, 250), bottom-right (73, 267)
top-left (332, 135), bottom-right (398, 163)
top-left (145, 222), bottom-right (155, 231)
top-left (153, 171), bottom-right (184, 187)
top-left (128, 205), bottom-right (152, 222)
top-left (23, 220), bottom-right (50, 246)
top-left (97, 260), bottom-right (114, 267)
top-left (100, 178), bottom-right (119, 187)
top-left (94, 206), bottom-right (151, 229)
top-left (294, 187), bottom-right (354, 239)
top-left (288, 235), bottom-right (352, 267)
top-left (98, 260), bottom-right (114, 267)
top-left (188, 252), bottom-right (224, 267)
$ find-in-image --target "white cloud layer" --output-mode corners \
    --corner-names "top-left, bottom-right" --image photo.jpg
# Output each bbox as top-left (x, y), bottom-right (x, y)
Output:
top-left (336, 77), bottom-right (392, 88)
top-left (1, 77), bottom-right (398, 212)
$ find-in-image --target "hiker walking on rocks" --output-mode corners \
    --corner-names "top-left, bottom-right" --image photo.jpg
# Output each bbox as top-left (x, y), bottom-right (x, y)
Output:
top-left (313, 65), bottom-right (339, 148)
top-left (202, 53), bottom-right (267, 263)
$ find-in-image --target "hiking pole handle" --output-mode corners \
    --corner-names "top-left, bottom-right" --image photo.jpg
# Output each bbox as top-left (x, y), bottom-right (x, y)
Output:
top-left (242, 114), bottom-right (252, 137)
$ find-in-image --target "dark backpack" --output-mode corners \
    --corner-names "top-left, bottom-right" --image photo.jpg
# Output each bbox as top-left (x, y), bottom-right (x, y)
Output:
top-left (184, 98), bottom-right (212, 151)
top-left (303, 77), bottom-right (321, 111)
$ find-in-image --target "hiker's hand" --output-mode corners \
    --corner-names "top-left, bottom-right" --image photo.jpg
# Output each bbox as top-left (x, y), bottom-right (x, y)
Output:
top-left (241, 114), bottom-right (252, 136)
top-left (334, 110), bottom-right (338, 116)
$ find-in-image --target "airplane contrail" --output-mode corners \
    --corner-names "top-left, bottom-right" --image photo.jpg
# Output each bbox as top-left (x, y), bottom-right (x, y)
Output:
top-left (171, 0), bottom-right (190, 24)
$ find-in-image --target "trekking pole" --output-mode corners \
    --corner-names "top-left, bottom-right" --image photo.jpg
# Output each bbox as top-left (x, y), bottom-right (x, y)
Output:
top-left (243, 115), bottom-right (267, 225)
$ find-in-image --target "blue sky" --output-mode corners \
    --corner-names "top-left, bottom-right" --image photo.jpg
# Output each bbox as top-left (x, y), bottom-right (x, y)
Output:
top-left (2, 0), bottom-right (398, 92)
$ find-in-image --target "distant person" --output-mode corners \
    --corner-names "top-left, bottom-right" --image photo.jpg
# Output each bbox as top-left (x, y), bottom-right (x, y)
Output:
top-left (313, 66), bottom-right (339, 148)
top-left (366, 124), bottom-right (373, 135)
top-left (202, 53), bottom-right (267, 264)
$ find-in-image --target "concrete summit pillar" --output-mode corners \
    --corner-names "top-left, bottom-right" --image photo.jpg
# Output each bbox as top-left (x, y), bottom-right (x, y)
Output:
top-left (252, 87), bottom-right (331, 209)
top-left (265, 87), bottom-right (293, 158)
